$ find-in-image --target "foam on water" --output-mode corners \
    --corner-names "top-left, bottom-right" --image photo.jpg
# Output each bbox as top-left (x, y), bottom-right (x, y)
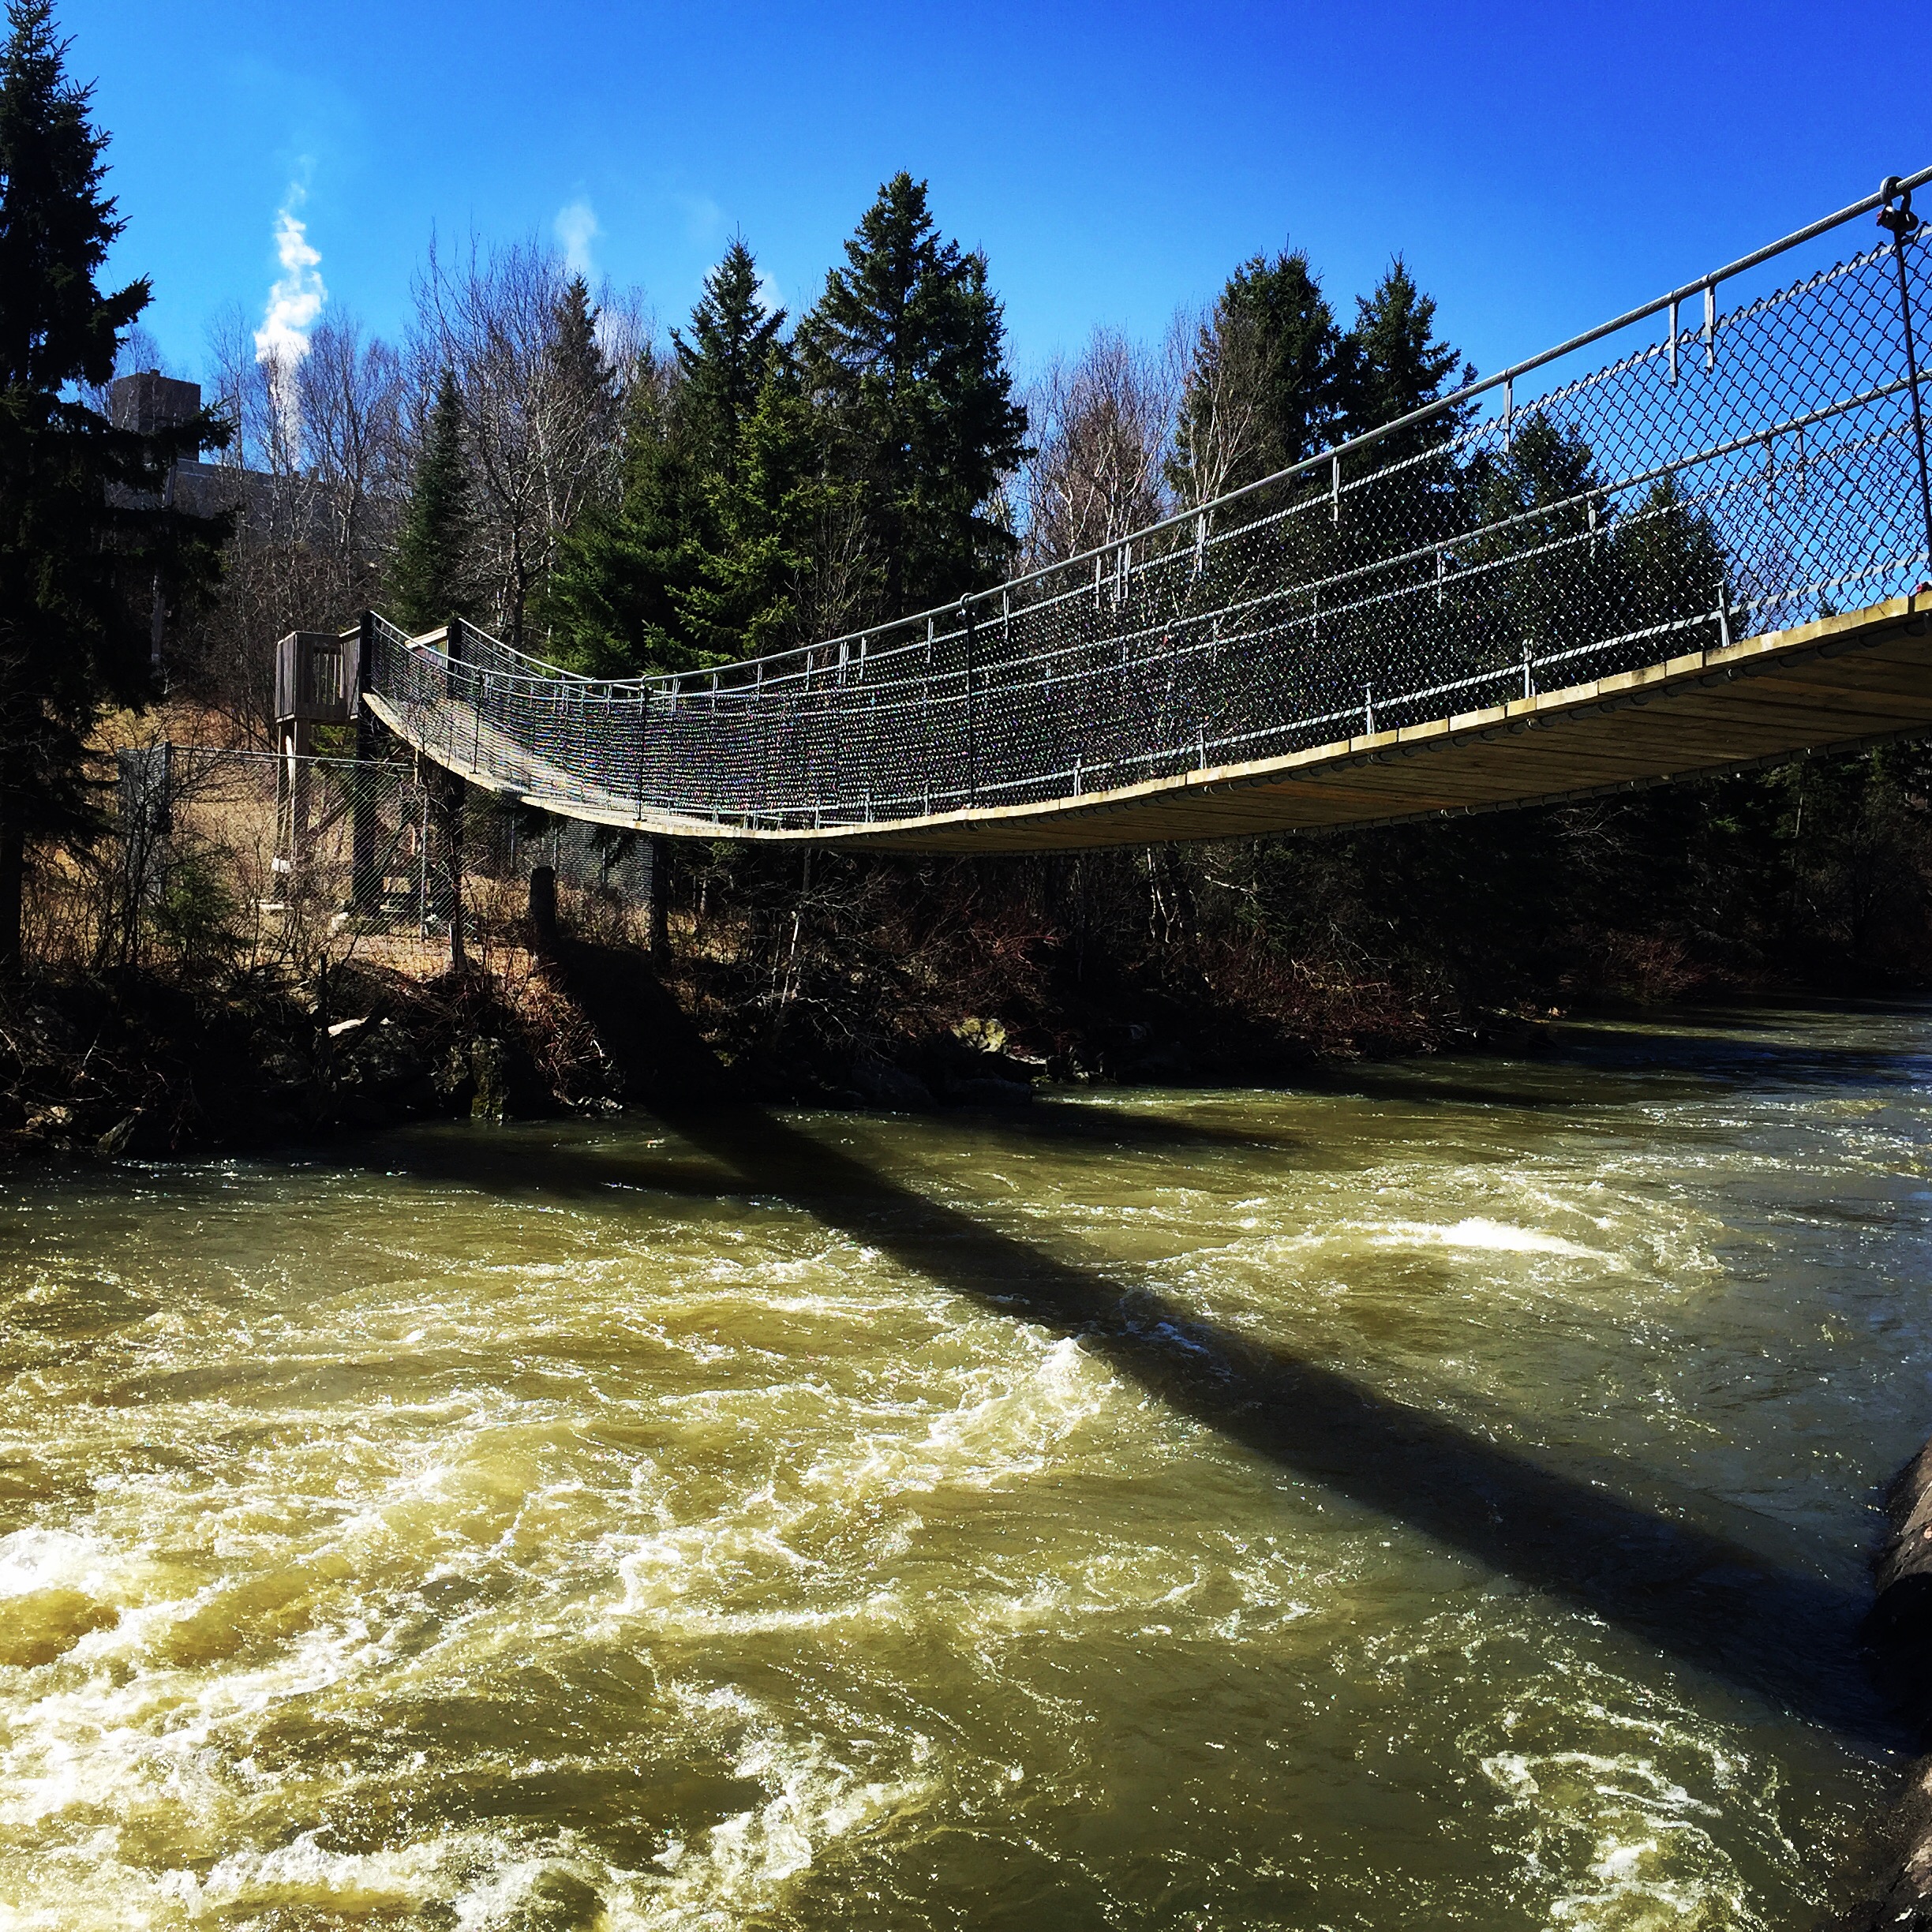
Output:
top-left (0, 1007), bottom-right (1925, 1926)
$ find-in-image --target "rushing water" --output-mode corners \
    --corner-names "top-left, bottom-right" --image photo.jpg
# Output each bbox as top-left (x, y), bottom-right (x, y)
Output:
top-left (3, 1005), bottom-right (1931, 1929)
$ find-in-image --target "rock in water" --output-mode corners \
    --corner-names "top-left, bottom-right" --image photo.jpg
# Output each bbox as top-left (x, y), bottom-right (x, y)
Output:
top-left (470, 1037), bottom-right (509, 1121)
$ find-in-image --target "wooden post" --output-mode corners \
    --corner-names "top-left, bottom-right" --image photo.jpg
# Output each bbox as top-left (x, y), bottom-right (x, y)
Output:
top-left (275, 713), bottom-right (314, 889)
top-left (435, 766), bottom-right (467, 972)
top-left (528, 863), bottom-right (557, 954)
top-left (349, 612), bottom-right (379, 914)
top-left (647, 835), bottom-right (669, 962)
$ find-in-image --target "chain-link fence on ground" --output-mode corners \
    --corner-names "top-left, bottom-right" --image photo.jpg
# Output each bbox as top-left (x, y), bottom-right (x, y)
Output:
top-left (110, 743), bottom-right (656, 975)
top-left (369, 177), bottom-right (1932, 835)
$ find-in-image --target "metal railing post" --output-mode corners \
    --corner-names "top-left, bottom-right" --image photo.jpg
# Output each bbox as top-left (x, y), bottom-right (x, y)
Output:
top-left (962, 599), bottom-right (979, 806)
top-left (1879, 179), bottom-right (1932, 585)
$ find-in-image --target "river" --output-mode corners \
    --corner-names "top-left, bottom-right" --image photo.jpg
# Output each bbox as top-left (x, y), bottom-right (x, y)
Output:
top-left (2, 1003), bottom-right (1930, 1928)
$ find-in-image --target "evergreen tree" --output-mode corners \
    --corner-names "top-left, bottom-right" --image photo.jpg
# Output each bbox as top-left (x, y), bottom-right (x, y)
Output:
top-left (1463, 412), bottom-right (1611, 673)
top-left (674, 239), bottom-right (785, 485)
top-left (669, 243), bottom-right (865, 656)
top-left (545, 373), bottom-right (711, 676)
top-left (799, 173), bottom-right (1029, 616)
top-left (1331, 260), bottom-right (1473, 594)
top-left (547, 242), bottom-right (788, 675)
top-left (391, 366), bottom-right (472, 629)
top-left (544, 271), bottom-right (620, 507)
top-left (1172, 249), bottom-right (1343, 503)
top-left (0, 0), bottom-right (227, 968)
top-left (550, 238), bottom-right (844, 672)
top-left (676, 366), bottom-right (860, 658)
top-left (1339, 258), bottom-right (1468, 455)
top-left (1458, 416), bottom-right (1735, 698)
top-left (550, 275), bottom-right (612, 411)
top-left (1615, 472), bottom-right (1730, 646)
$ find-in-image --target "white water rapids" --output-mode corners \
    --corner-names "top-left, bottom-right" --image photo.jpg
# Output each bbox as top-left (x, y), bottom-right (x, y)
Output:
top-left (2, 1005), bottom-right (1928, 1928)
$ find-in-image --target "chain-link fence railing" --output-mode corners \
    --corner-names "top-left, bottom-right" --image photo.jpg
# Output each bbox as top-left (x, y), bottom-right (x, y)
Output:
top-left (112, 744), bottom-right (657, 973)
top-left (368, 174), bottom-right (1932, 837)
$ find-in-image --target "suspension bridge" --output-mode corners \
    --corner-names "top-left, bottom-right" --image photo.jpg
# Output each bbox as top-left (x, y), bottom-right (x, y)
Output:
top-left (315, 171), bottom-right (1932, 855)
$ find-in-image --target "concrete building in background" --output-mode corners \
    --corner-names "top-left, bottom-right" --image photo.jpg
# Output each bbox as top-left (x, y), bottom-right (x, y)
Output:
top-left (107, 369), bottom-right (279, 524)
top-left (107, 370), bottom-right (333, 671)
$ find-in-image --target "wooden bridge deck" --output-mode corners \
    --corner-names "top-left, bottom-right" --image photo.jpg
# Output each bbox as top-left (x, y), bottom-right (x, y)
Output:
top-left (368, 595), bottom-right (1932, 852)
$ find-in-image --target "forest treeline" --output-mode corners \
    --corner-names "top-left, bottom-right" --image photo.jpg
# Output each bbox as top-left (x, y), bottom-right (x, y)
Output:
top-left (182, 174), bottom-right (1491, 699)
top-left (7, 0), bottom-right (1932, 1064)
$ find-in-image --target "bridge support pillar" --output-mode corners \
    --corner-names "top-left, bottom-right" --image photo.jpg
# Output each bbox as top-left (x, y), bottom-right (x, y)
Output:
top-left (528, 864), bottom-right (557, 955)
top-left (274, 715), bottom-right (313, 891)
top-left (427, 763), bottom-right (467, 972)
top-left (348, 613), bottom-right (380, 915)
top-left (646, 837), bottom-right (669, 963)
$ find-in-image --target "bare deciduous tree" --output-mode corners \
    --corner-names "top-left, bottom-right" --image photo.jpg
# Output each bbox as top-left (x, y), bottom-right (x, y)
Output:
top-left (179, 307), bottom-right (406, 740)
top-left (301, 315), bottom-right (405, 577)
top-left (1022, 327), bottom-right (1179, 566)
top-left (411, 238), bottom-right (644, 645)
top-left (1166, 301), bottom-right (1268, 512)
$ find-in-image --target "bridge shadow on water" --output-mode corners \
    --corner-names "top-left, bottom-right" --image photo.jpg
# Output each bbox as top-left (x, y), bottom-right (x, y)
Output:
top-left (358, 1093), bottom-right (1903, 1754)
top-left (319, 948), bottom-right (1932, 1750)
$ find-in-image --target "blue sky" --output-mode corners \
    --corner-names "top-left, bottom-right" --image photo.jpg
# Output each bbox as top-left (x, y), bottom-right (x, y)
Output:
top-left (60, 0), bottom-right (1917, 394)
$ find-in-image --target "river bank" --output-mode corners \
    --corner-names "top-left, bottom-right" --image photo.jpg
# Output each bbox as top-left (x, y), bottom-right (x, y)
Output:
top-left (0, 923), bottom-right (1555, 1163)
top-left (21, 727), bottom-right (1932, 1162)
top-left (0, 957), bottom-right (593, 1162)
top-left (1842, 1445), bottom-right (1932, 1930)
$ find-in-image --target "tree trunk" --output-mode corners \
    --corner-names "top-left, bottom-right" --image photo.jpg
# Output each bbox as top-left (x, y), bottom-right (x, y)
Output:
top-left (646, 837), bottom-right (670, 963)
top-left (0, 809), bottom-right (21, 977)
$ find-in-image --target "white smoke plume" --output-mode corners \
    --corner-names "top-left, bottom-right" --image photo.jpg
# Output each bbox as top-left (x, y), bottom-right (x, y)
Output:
top-left (254, 189), bottom-right (324, 463)
top-left (256, 191), bottom-right (326, 365)
top-left (555, 198), bottom-right (599, 280)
